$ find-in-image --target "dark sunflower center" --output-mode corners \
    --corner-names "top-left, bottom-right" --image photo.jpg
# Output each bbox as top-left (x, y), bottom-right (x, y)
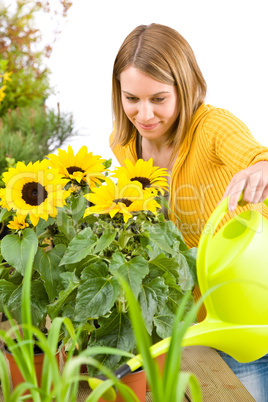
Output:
top-left (114, 198), bottom-right (132, 207)
top-left (22, 182), bottom-right (48, 206)
top-left (131, 176), bottom-right (151, 189)
top-left (67, 166), bottom-right (85, 175)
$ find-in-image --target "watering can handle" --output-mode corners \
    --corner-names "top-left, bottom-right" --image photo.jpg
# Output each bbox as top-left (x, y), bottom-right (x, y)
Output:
top-left (197, 193), bottom-right (268, 296)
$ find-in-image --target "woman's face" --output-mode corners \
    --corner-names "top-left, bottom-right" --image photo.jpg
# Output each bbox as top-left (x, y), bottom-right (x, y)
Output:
top-left (120, 66), bottom-right (179, 142)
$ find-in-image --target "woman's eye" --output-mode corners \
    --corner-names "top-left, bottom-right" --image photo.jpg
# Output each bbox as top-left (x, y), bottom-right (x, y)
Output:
top-left (126, 96), bottom-right (139, 102)
top-left (152, 97), bottom-right (165, 102)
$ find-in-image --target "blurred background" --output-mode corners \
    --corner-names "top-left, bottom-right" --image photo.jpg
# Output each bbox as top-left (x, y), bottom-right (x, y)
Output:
top-left (1, 0), bottom-right (268, 169)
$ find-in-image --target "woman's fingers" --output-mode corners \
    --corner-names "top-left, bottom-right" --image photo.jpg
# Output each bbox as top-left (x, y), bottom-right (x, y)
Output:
top-left (227, 177), bottom-right (246, 211)
top-left (220, 161), bottom-right (268, 211)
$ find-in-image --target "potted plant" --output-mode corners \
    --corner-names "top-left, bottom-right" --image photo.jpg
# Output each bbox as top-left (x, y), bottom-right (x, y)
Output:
top-left (88, 274), bottom-right (203, 402)
top-left (0, 242), bottom-right (142, 402)
top-left (0, 145), bottom-right (198, 377)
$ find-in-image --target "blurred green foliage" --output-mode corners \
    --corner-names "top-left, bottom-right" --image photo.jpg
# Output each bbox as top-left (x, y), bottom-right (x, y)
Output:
top-left (1, 1), bottom-right (48, 114)
top-left (0, 0), bottom-right (73, 115)
top-left (0, 104), bottom-right (77, 186)
top-left (0, 0), bottom-right (75, 183)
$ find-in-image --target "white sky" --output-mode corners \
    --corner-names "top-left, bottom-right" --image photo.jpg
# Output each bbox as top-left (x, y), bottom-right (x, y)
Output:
top-left (40, 0), bottom-right (268, 165)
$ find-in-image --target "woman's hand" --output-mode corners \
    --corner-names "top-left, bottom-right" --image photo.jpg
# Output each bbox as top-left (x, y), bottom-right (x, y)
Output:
top-left (220, 161), bottom-right (268, 211)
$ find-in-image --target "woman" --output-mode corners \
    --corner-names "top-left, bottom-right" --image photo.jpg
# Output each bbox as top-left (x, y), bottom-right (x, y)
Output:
top-left (109, 23), bottom-right (268, 401)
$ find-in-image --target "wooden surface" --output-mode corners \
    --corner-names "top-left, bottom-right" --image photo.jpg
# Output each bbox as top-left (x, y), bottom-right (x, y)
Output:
top-left (181, 346), bottom-right (255, 401)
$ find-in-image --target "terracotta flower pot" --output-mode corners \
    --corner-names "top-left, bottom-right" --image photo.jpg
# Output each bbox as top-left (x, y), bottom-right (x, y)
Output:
top-left (4, 345), bottom-right (61, 401)
top-left (5, 348), bottom-right (44, 401)
top-left (5, 349), bottom-right (44, 388)
top-left (98, 368), bottom-right (146, 402)
top-left (61, 347), bottom-right (146, 401)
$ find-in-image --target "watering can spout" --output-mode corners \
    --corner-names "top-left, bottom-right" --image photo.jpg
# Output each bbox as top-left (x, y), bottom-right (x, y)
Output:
top-left (182, 320), bottom-right (268, 363)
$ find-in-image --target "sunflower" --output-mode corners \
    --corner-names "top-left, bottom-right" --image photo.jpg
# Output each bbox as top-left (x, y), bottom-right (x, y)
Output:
top-left (0, 160), bottom-right (69, 226)
top-left (0, 187), bottom-right (8, 209)
top-left (7, 215), bottom-right (29, 230)
top-left (112, 158), bottom-right (170, 195)
top-left (83, 177), bottom-right (161, 223)
top-left (46, 145), bottom-right (107, 187)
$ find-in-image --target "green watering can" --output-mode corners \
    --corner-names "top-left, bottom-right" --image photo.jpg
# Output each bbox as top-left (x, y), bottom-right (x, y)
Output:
top-left (89, 195), bottom-right (268, 399)
top-left (182, 194), bottom-right (268, 362)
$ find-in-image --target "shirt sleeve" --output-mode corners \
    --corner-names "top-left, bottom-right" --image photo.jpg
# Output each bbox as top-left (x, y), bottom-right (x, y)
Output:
top-left (203, 108), bottom-right (268, 173)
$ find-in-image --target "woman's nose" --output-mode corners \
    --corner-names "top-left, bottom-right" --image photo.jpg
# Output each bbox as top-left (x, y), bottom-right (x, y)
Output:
top-left (137, 102), bottom-right (154, 121)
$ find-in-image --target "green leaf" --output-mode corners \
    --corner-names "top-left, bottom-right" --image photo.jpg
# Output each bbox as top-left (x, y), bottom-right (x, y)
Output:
top-left (181, 247), bottom-right (198, 286)
top-left (33, 244), bottom-right (66, 302)
top-left (88, 310), bottom-right (136, 374)
top-left (1, 228), bottom-right (38, 275)
top-left (144, 220), bottom-right (188, 255)
top-left (65, 254), bottom-right (99, 277)
top-left (178, 253), bottom-right (195, 292)
top-left (29, 280), bottom-right (49, 327)
top-left (139, 277), bottom-right (168, 334)
top-left (0, 279), bottom-right (17, 311)
top-left (34, 216), bottom-right (55, 237)
top-left (47, 271), bottom-right (79, 320)
top-left (142, 226), bottom-right (176, 256)
top-left (3, 279), bottom-right (48, 327)
top-left (153, 305), bottom-right (175, 339)
top-left (0, 208), bottom-right (12, 223)
top-left (149, 253), bottom-right (181, 282)
top-left (8, 270), bottom-right (23, 285)
top-left (69, 194), bottom-right (87, 222)
top-left (59, 227), bottom-right (97, 265)
top-left (56, 209), bottom-right (77, 240)
top-left (167, 284), bottom-right (194, 315)
top-left (110, 252), bottom-right (149, 299)
top-left (149, 252), bottom-right (196, 293)
top-left (74, 262), bottom-right (120, 321)
top-left (158, 220), bottom-right (188, 251)
top-left (118, 229), bottom-right (134, 249)
top-left (53, 232), bottom-right (70, 247)
top-left (0, 262), bottom-right (13, 280)
top-left (94, 228), bottom-right (117, 254)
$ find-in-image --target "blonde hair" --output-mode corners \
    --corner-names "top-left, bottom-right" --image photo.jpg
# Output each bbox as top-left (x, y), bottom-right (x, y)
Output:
top-left (111, 23), bottom-right (207, 160)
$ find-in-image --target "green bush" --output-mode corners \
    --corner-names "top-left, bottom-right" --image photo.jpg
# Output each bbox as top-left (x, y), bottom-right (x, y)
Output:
top-left (0, 104), bottom-right (77, 185)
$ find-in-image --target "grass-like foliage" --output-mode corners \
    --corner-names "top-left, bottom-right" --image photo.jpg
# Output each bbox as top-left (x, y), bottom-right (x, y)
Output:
top-left (0, 245), bottom-right (139, 401)
top-left (89, 272), bottom-right (203, 402)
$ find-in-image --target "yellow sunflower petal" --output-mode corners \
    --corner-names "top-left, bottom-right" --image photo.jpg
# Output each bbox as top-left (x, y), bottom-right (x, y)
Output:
top-left (71, 171), bottom-right (84, 183)
top-left (123, 159), bottom-right (135, 176)
top-left (30, 214), bottom-right (40, 226)
top-left (74, 146), bottom-right (88, 165)
top-left (109, 207), bottom-right (120, 219)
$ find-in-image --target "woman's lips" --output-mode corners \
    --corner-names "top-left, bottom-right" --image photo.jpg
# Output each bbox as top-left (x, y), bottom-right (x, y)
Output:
top-left (137, 122), bottom-right (159, 130)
